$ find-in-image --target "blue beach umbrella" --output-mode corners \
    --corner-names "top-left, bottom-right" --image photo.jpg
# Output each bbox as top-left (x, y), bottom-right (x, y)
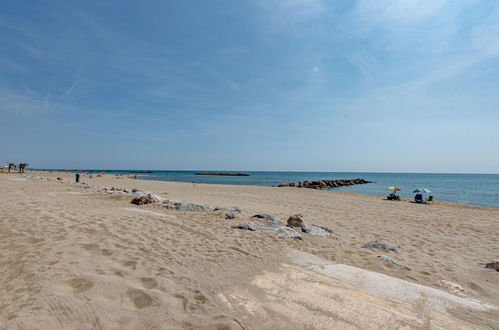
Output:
top-left (413, 188), bottom-right (431, 194)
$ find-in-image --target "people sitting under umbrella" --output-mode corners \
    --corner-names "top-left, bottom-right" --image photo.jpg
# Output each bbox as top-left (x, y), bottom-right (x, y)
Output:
top-left (386, 187), bottom-right (401, 200)
top-left (413, 188), bottom-right (431, 204)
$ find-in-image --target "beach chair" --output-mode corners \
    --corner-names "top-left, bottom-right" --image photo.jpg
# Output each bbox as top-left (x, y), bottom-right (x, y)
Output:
top-left (414, 193), bottom-right (424, 203)
top-left (426, 196), bottom-right (433, 204)
top-left (387, 193), bottom-right (400, 201)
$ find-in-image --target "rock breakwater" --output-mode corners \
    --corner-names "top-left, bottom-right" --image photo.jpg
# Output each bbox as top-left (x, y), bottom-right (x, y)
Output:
top-left (278, 178), bottom-right (373, 189)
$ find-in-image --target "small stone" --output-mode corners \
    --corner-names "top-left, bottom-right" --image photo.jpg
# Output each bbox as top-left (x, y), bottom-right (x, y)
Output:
top-left (249, 214), bottom-right (281, 228)
top-left (439, 280), bottom-right (465, 296)
top-left (485, 260), bottom-right (499, 271)
top-left (362, 242), bottom-right (401, 253)
top-left (378, 255), bottom-right (407, 267)
top-left (214, 206), bottom-right (241, 213)
top-left (300, 222), bottom-right (332, 237)
top-left (269, 226), bottom-right (302, 240)
top-left (231, 223), bottom-right (256, 231)
top-left (225, 212), bottom-right (235, 219)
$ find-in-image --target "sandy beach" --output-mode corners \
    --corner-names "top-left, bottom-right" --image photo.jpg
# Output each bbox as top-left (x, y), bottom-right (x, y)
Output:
top-left (1, 171), bottom-right (498, 329)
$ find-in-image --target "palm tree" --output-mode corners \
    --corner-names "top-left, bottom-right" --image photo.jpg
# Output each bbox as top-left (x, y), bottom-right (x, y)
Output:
top-left (18, 163), bottom-right (29, 173)
top-left (8, 163), bottom-right (17, 173)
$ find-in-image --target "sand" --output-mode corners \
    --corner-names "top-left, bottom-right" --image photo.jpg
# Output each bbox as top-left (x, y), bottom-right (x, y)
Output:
top-left (0, 171), bottom-right (498, 329)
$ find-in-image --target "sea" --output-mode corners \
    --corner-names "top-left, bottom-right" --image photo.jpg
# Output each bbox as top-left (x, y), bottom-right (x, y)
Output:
top-left (39, 170), bottom-right (499, 208)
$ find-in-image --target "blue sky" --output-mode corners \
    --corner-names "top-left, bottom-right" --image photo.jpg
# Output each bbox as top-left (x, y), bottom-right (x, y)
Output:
top-left (1, 0), bottom-right (498, 173)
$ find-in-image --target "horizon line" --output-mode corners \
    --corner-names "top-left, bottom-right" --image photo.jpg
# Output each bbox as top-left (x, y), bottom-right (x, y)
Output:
top-left (27, 168), bottom-right (499, 175)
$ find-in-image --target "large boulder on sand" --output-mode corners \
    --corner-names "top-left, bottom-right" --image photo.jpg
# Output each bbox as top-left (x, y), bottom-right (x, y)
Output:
top-left (287, 214), bottom-right (304, 227)
top-left (300, 223), bottom-right (333, 237)
top-left (286, 214), bottom-right (333, 237)
top-left (249, 214), bottom-right (281, 228)
top-left (164, 201), bottom-right (210, 211)
top-left (131, 193), bottom-right (164, 205)
top-left (362, 241), bottom-right (401, 253)
top-left (230, 214), bottom-right (281, 231)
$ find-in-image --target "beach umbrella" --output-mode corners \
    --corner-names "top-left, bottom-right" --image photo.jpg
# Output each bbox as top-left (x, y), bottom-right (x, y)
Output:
top-left (413, 188), bottom-right (431, 194)
top-left (385, 186), bottom-right (401, 192)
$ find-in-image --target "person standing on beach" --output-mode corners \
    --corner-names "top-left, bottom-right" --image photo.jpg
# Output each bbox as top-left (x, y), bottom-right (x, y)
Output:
top-left (76, 173), bottom-right (80, 183)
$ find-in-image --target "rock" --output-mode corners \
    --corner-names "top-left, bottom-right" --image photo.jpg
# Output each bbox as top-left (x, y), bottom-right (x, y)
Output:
top-left (485, 260), bottom-right (499, 271)
top-left (131, 193), bottom-right (164, 205)
top-left (225, 212), bottom-right (235, 219)
top-left (164, 201), bottom-right (210, 211)
top-left (249, 214), bottom-right (281, 228)
top-left (231, 223), bottom-right (256, 231)
top-left (362, 242), bottom-right (401, 253)
top-left (148, 194), bottom-right (164, 202)
top-left (214, 206), bottom-right (241, 213)
top-left (278, 178), bottom-right (373, 190)
top-left (378, 255), bottom-right (407, 267)
top-left (300, 223), bottom-right (333, 237)
top-left (131, 189), bottom-right (149, 196)
top-left (439, 280), bottom-right (465, 296)
top-left (229, 214), bottom-right (281, 231)
top-left (286, 214), bottom-right (333, 237)
top-left (195, 172), bottom-right (250, 176)
top-left (269, 226), bottom-right (302, 240)
top-left (287, 214), bottom-right (304, 227)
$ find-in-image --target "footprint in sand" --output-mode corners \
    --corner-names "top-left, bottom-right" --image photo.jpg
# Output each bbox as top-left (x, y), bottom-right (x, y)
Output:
top-left (123, 260), bottom-right (137, 270)
top-left (69, 277), bottom-right (94, 293)
top-left (173, 289), bottom-right (210, 313)
top-left (127, 289), bottom-right (158, 309)
top-left (100, 249), bottom-right (113, 256)
top-left (192, 290), bottom-right (208, 304)
top-left (140, 277), bottom-right (158, 289)
top-left (174, 293), bottom-right (188, 312)
top-left (81, 243), bottom-right (113, 257)
top-left (209, 315), bottom-right (246, 330)
top-left (81, 243), bottom-right (99, 253)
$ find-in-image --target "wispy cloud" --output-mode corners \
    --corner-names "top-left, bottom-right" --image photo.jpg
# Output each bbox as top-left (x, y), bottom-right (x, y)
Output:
top-left (256, 0), bottom-right (326, 24)
top-left (470, 6), bottom-right (499, 57)
top-left (63, 66), bottom-right (85, 97)
top-left (356, 0), bottom-right (449, 24)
